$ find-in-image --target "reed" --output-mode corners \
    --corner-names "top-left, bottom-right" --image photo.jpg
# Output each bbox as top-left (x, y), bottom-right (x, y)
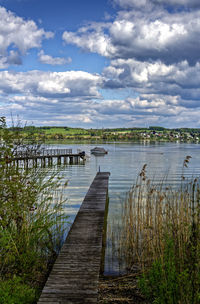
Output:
top-left (110, 158), bottom-right (200, 303)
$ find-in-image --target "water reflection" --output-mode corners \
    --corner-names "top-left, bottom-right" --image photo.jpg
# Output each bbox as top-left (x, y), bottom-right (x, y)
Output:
top-left (48, 142), bottom-right (200, 273)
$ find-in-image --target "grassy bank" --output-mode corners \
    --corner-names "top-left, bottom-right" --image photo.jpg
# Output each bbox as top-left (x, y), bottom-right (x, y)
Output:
top-left (9, 125), bottom-right (200, 143)
top-left (110, 158), bottom-right (200, 303)
top-left (0, 118), bottom-right (68, 303)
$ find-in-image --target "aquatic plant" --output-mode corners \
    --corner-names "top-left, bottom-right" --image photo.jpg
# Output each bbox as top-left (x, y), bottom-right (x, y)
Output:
top-left (111, 159), bottom-right (200, 303)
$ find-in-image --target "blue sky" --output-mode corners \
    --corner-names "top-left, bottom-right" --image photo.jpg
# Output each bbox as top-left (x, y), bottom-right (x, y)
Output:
top-left (1, 0), bottom-right (200, 128)
top-left (0, 0), bottom-right (112, 73)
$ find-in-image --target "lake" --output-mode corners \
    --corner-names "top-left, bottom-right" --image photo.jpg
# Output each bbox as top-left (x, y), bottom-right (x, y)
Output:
top-left (48, 141), bottom-right (200, 274)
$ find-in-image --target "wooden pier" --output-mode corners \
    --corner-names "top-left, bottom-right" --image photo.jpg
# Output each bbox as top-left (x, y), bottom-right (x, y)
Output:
top-left (9, 148), bottom-right (86, 167)
top-left (38, 172), bottom-right (110, 304)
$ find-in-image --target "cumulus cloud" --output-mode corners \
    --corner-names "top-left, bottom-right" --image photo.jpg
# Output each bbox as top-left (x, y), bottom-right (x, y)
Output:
top-left (1, 63), bottom-right (200, 128)
top-left (62, 0), bottom-right (200, 127)
top-left (1, 88), bottom-right (200, 128)
top-left (103, 59), bottom-right (200, 102)
top-left (38, 50), bottom-right (71, 65)
top-left (0, 6), bottom-right (53, 68)
top-left (113, 0), bottom-right (200, 9)
top-left (63, 22), bottom-right (116, 58)
top-left (62, 4), bottom-right (200, 65)
top-left (158, 0), bottom-right (200, 6)
top-left (0, 70), bottom-right (102, 99)
top-left (113, 0), bottom-right (150, 9)
top-left (92, 96), bottom-right (184, 117)
top-left (1, 1), bottom-right (200, 128)
top-left (0, 70), bottom-right (105, 127)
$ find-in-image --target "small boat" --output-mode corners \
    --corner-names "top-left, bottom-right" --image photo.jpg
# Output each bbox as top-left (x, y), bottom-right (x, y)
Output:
top-left (90, 147), bottom-right (108, 155)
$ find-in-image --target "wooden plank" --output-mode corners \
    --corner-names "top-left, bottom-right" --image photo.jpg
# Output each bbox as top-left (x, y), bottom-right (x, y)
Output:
top-left (10, 149), bottom-right (84, 161)
top-left (37, 172), bottom-right (110, 304)
top-left (11, 153), bottom-right (83, 161)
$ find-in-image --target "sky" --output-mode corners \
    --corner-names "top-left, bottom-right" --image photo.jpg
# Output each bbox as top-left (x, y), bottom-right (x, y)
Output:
top-left (1, 0), bottom-right (200, 128)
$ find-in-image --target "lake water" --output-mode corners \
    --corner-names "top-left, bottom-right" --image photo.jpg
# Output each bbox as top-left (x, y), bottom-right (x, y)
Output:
top-left (49, 141), bottom-right (200, 274)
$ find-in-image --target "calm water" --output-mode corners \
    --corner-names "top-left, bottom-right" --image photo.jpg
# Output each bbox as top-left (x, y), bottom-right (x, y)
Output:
top-left (49, 141), bottom-right (200, 273)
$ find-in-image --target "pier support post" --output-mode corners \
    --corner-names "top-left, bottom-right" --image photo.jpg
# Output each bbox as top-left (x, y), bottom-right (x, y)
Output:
top-left (48, 157), bottom-right (51, 166)
top-left (8, 149), bottom-right (87, 168)
top-left (57, 156), bottom-right (61, 165)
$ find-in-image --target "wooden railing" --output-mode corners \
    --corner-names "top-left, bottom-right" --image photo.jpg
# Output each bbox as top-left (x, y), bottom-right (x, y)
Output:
top-left (12, 148), bottom-right (73, 158)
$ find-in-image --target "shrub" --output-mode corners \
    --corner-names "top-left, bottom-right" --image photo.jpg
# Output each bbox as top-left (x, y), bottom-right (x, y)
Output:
top-left (0, 117), bottom-right (68, 302)
top-left (0, 277), bottom-right (37, 304)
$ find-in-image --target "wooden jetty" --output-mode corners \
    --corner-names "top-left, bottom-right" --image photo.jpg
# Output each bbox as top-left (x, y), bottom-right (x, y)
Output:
top-left (9, 148), bottom-right (86, 167)
top-left (38, 172), bottom-right (110, 304)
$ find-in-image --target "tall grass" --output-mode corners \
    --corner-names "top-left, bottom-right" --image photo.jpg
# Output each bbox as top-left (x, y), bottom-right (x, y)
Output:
top-left (111, 157), bottom-right (200, 303)
top-left (0, 117), bottom-right (69, 303)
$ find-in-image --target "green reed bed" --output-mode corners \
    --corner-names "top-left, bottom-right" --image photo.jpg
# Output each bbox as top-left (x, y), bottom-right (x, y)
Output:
top-left (110, 157), bottom-right (200, 304)
top-left (0, 117), bottom-right (68, 303)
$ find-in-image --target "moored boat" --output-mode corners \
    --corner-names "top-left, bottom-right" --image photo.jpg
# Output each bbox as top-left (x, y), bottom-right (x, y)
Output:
top-left (90, 147), bottom-right (108, 155)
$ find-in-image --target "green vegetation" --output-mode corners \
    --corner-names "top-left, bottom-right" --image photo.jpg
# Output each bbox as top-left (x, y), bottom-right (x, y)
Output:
top-left (2, 117), bottom-right (200, 303)
top-left (0, 117), bottom-right (68, 303)
top-left (9, 125), bottom-right (200, 142)
top-left (111, 159), bottom-right (200, 303)
top-left (0, 277), bottom-right (37, 304)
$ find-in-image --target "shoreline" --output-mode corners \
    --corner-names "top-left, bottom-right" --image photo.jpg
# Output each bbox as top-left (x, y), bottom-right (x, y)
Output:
top-left (98, 273), bottom-right (149, 304)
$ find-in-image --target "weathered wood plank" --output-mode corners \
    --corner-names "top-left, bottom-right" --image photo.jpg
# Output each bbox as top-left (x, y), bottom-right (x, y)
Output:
top-left (6, 149), bottom-right (86, 167)
top-left (37, 172), bottom-right (110, 304)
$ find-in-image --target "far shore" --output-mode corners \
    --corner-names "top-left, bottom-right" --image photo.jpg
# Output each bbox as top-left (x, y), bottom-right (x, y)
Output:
top-left (9, 125), bottom-right (200, 143)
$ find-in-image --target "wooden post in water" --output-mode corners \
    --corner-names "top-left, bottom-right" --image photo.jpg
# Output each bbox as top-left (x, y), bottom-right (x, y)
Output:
top-left (8, 149), bottom-right (86, 168)
top-left (57, 156), bottom-right (61, 165)
top-left (25, 159), bottom-right (28, 169)
top-left (38, 172), bottom-right (110, 304)
top-left (48, 157), bottom-right (51, 166)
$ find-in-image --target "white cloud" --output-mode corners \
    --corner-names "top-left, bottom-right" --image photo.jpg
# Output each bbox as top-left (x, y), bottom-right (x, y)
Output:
top-left (103, 59), bottom-right (200, 101)
top-left (113, 0), bottom-right (200, 9)
top-left (37, 80), bottom-right (71, 95)
top-left (63, 23), bottom-right (116, 58)
top-left (113, 0), bottom-right (149, 9)
top-left (1, 2), bottom-right (200, 128)
top-left (0, 70), bottom-right (102, 99)
top-left (2, 89), bottom-right (200, 128)
top-left (0, 70), bottom-right (104, 127)
top-left (38, 50), bottom-right (71, 65)
top-left (0, 6), bottom-right (53, 68)
top-left (93, 97), bottom-right (184, 117)
top-left (155, 0), bottom-right (200, 8)
top-left (1, 63), bottom-right (198, 128)
top-left (62, 5), bottom-right (200, 65)
top-left (0, 56), bottom-right (7, 69)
